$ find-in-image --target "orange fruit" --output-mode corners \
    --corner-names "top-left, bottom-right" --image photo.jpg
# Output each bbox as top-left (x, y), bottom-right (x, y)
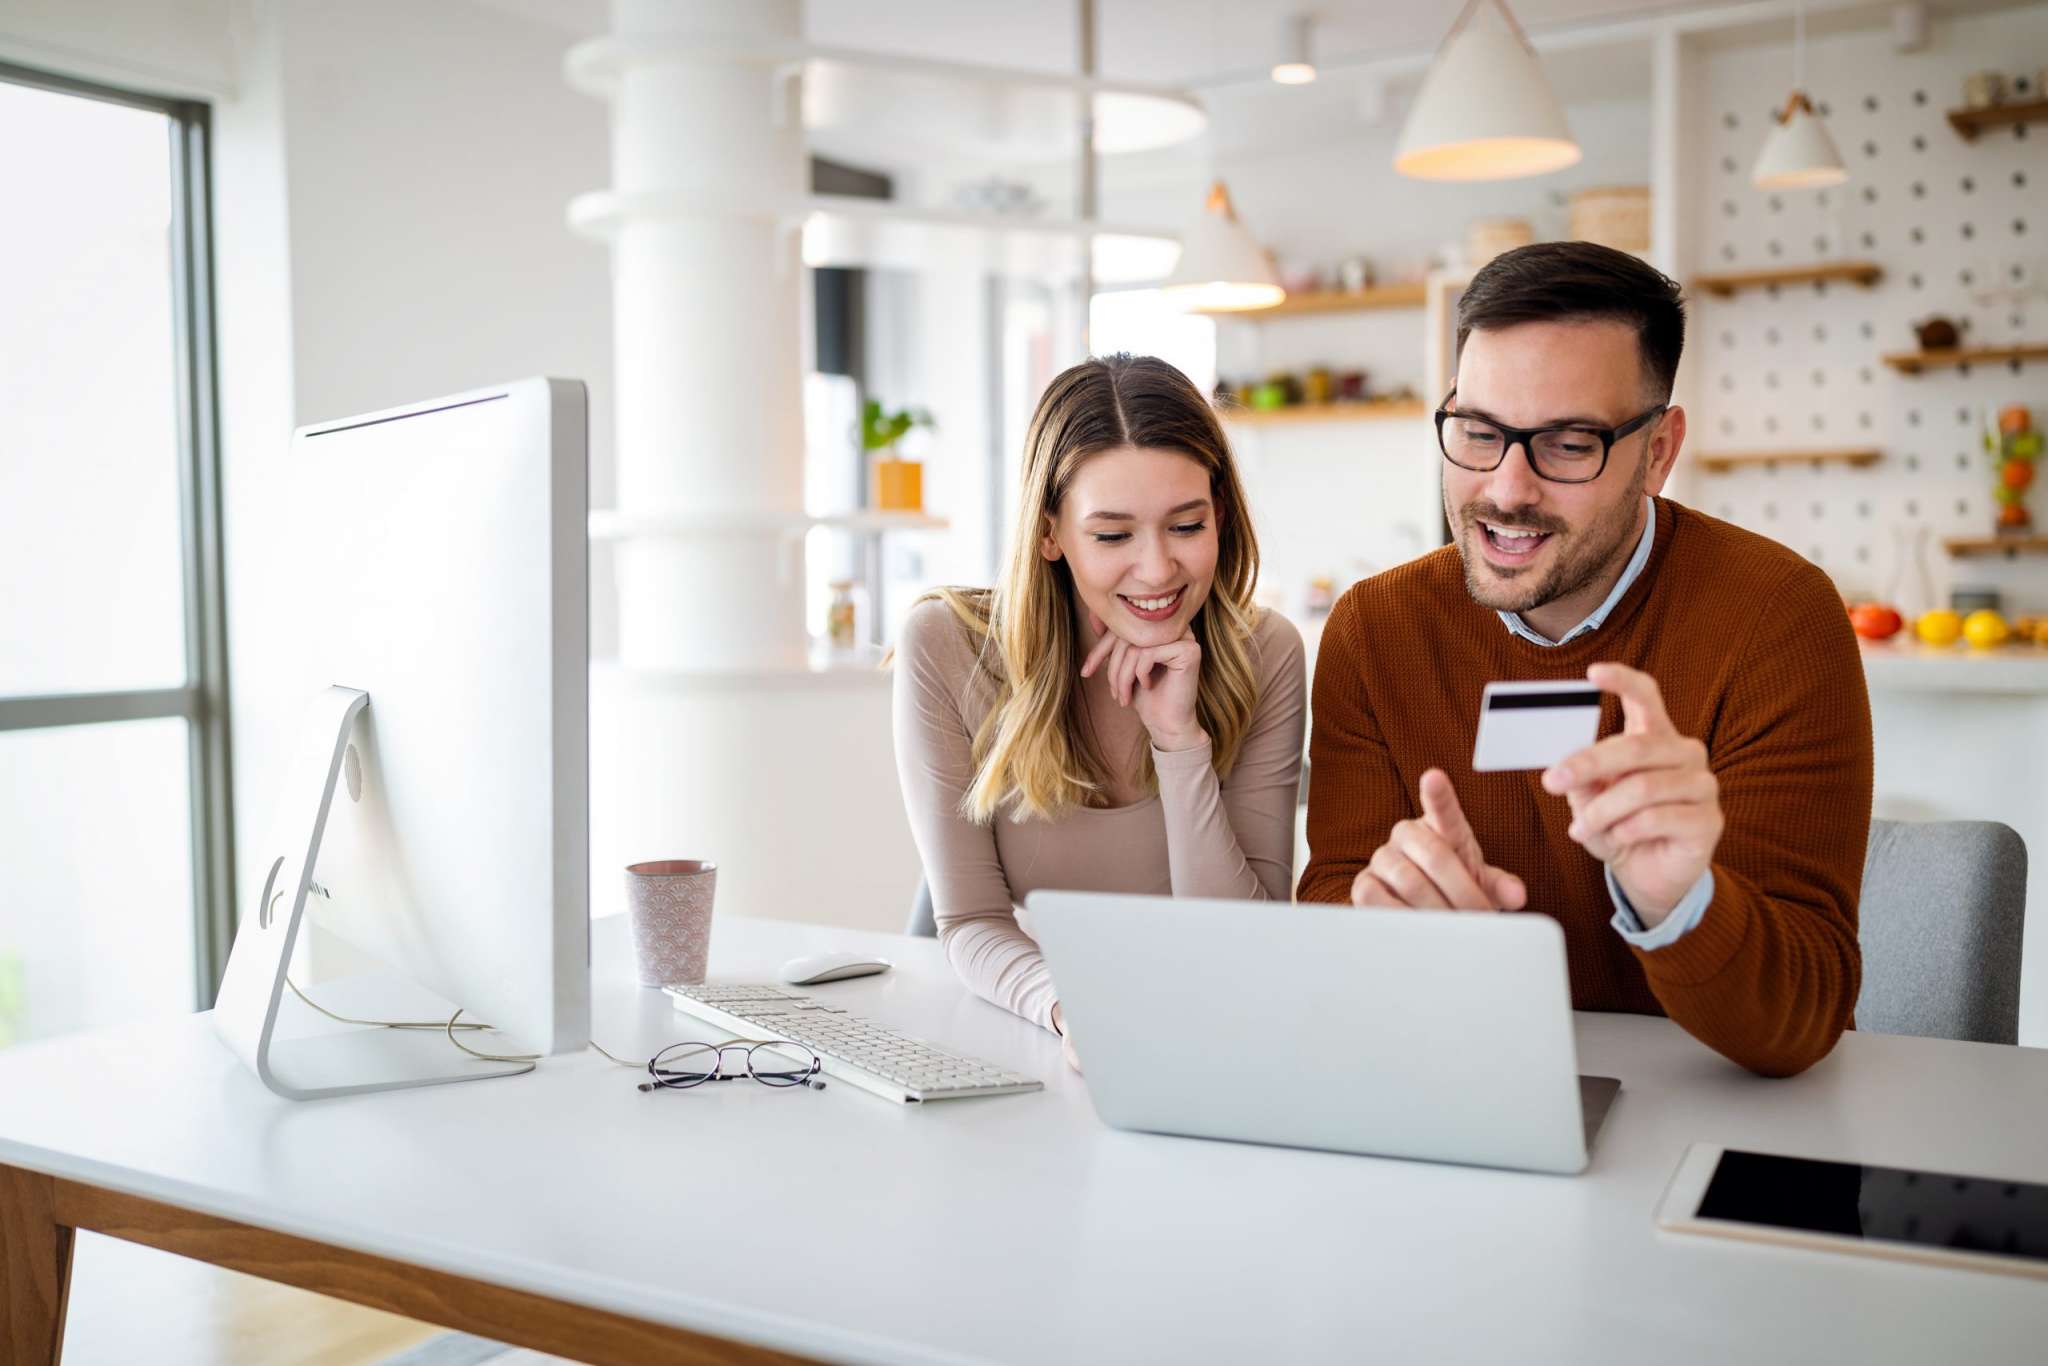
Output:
top-left (1916, 609), bottom-right (1963, 646)
top-left (2003, 460), bottom-right (2035, 492)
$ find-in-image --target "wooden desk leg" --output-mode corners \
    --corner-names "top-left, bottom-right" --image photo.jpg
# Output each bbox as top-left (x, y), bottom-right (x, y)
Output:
top-left (1, 1164), bottom-right (75, 1366)
top-left (28, 1173), bottom-right (819, 1366)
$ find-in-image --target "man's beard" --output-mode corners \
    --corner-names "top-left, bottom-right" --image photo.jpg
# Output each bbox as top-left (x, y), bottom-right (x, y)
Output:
top-left (1450, 456), bottom-right (1648, 616)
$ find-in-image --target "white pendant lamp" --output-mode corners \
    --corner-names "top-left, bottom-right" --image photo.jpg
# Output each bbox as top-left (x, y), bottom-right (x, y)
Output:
top-left (1394, 0), bottom-right (1580, 181)
top-left (1272, 15), bottom-right (1317, 85)
top-left (1752, 1), bottom-right (1847, 189)
top-left (1159, 181), bottom-right (1284, 312)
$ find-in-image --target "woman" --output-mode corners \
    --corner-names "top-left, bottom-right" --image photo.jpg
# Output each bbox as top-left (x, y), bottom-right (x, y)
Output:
top-left (892, 354), bottom-right (1306, 1069)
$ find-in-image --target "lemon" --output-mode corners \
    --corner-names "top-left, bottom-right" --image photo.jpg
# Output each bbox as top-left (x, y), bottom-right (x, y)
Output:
top-left (1916, 609), bottom-right (1963, 647)
top-left (1963, 610), bottom-right (2010, 649)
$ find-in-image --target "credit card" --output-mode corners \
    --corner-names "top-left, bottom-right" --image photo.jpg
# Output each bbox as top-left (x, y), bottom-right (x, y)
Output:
top-left (1471, 680), bottom-right (1604, 773)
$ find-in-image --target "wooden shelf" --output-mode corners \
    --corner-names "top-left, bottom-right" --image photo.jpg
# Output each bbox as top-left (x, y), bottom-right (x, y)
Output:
top-left (1219, 400), bottom-right (1427, 426)
top-left (588, 508), bottom-right (948, 540)
top-left (1881, 344), bottom-right (2048, 375)
top-left (1947, 98), bottom-right (2048, 141)
top-left (811, 511), bottom-right (950, 535)
top-left (1198, 283), bottom-right (1427, 318)
top-left (1692, 261), bottom-right (1882, 297)
top-left (1697, 448), bottom-right (1881, 474)
top-left (1945, 535), bottom-right (2048, 558)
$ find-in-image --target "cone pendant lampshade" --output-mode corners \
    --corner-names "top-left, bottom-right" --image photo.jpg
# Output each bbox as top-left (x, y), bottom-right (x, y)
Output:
top-left (1752, 91), bottom-right (1847, 188)
top-left (1394, 0), bottom-right (1580, 181)
top-left (1752, 1), bottom-right (1846, 189)
top-left (1159, 181), bottom-right (1284, 312)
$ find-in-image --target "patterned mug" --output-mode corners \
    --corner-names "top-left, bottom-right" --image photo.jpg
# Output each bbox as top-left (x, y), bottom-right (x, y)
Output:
top-left (624, 859), bottom-right (718, 987)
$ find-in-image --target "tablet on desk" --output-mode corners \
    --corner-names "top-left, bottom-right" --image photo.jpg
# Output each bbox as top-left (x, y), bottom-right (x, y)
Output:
top-left (1656, 1143), bottom-right (2048, 1281)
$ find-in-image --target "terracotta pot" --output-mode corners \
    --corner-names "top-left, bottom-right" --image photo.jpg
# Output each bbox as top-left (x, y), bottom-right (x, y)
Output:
top-left (1914, 317), bottom-right (1959, 350)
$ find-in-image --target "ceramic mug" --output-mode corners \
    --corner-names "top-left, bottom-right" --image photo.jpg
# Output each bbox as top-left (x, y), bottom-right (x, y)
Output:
top-left (624, 859), bottom-right (717, 987)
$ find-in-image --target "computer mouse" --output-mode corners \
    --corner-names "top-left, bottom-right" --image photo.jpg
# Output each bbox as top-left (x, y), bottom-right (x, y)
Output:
top-left (778, 952), bottom-right (893, 986)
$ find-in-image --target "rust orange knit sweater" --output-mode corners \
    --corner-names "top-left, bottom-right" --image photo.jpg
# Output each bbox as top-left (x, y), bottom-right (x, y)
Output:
top-left (1298, 498), bottom-right (1871, 1077)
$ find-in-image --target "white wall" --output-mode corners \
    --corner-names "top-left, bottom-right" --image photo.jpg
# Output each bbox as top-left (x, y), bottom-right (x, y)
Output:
top-left (273, 1), bottom-right (611, 474)
top-left (0, 0), bottom-right (237, 98)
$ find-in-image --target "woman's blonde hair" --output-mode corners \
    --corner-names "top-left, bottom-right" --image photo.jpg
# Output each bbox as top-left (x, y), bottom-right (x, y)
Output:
top-left (929, 353), bottom-right (1262, 824)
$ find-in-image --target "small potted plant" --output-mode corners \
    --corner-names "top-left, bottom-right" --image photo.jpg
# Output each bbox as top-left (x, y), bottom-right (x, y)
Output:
top-left (863, 399), bottom-right (934, 513)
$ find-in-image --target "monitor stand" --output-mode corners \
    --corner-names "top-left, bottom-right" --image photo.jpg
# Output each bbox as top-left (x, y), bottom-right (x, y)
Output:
top-left (211, 686), bottom-right (535, 1100)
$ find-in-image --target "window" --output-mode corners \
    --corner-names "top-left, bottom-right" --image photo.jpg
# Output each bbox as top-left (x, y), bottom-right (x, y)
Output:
top-left (0, 63), bottom-right (231, 1048)
top-left (1088, 288), bottom-right (1218, 401)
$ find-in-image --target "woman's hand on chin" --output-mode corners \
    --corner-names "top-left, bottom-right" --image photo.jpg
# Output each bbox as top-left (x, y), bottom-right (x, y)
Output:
top-left (1079, 611), bottom-right (1208, 753)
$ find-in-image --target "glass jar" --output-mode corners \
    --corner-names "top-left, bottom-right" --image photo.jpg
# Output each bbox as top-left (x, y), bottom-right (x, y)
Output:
top-left (826, 580), bottom-right (858, 651)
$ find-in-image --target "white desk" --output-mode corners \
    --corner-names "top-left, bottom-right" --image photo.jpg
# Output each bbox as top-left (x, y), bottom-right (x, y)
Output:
top-left (4, 913), bottom-right (2047, 1365)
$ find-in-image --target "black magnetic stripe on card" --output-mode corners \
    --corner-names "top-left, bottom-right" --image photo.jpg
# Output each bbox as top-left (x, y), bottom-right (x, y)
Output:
top-left (1487, 690), bottom-right (1603, 711)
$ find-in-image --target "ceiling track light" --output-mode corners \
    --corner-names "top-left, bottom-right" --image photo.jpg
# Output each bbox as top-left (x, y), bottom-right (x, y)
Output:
top-left (1272, 14), bottom-right (1317, 86)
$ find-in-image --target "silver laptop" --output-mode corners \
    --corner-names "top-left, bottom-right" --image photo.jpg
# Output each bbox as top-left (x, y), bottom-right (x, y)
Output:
top-left (1025, 892), bottom-right (1620, 1175)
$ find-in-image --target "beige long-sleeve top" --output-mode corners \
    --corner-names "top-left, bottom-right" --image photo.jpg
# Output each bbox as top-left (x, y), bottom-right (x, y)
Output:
top-left (892, 599), bottom-right (1307, 1031)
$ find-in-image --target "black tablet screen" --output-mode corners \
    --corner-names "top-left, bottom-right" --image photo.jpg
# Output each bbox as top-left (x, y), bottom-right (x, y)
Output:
top-left (1697, 1149), bottom-right (2048, 1263)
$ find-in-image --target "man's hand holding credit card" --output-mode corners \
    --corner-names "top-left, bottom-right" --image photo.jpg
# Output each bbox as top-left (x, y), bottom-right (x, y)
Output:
top-left (1541, 662), bottom-right (1725, 928)
top-left (1350, 663), bottom-right (1725, 929)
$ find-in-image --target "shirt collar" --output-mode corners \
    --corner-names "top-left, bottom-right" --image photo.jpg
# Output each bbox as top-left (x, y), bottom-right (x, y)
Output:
top-left (1497, 497), bottom-right (1656, 648)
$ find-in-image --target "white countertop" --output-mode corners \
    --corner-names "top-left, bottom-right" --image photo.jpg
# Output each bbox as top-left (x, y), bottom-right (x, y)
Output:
top-left (1860, 641), bottom-right (2048, 694)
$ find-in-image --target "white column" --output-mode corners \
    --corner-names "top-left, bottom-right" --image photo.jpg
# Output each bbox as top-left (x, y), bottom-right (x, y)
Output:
top-left (586, 0), bottom-right (809, 672)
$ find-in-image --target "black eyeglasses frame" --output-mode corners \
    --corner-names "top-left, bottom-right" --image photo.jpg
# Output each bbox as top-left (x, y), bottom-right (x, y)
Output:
top-left (1433, 388), bottom-right (1667, 485)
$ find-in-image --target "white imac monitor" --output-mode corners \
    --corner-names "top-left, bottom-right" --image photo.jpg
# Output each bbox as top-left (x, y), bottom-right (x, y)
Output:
top-left (213, 377), bottom-right (589, 1100)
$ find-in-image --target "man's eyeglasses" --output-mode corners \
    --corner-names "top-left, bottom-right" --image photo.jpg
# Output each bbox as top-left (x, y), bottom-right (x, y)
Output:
top-left (1434, 388), bottom-right (1666, 485)
top-left (636, 1039), bottom-right (825, 1092)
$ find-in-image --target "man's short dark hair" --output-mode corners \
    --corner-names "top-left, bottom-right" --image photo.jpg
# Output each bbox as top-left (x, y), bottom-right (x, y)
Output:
top-left (1455, 241), bottom-right (1686, 402)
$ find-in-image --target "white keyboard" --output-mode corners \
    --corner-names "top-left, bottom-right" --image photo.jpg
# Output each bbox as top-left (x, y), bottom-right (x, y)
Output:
top-left (663, 983), bottom-right (1043, 1104)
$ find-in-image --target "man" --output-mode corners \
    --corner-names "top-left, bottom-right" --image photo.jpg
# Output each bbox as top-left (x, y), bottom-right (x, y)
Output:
top-left (1297, 241), bottom-right (1870, 1078)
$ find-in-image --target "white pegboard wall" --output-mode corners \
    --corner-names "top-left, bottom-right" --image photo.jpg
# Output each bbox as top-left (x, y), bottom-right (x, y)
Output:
top-left (1687, 5), bottom-right (2048, 607)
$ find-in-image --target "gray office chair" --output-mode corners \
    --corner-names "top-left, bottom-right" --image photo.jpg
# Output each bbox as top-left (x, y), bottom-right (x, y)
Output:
top-left (1856, 818), bottom-right (2026, 1045)
top-left (909, 877), bottom-right (937, 938)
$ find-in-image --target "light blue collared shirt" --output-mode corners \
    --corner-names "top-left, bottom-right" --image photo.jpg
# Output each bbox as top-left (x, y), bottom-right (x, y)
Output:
top-left (1496, 497), bottom-right (1715, 949)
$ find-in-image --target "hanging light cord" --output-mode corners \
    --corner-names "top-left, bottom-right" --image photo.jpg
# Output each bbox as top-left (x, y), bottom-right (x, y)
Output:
top-left (1793, 0), bottom-right (1807, 93)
